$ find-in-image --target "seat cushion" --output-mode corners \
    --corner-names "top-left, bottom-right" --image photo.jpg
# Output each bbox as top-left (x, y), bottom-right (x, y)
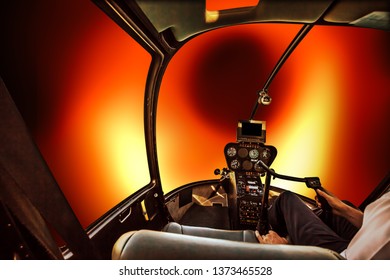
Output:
top-left (163, 222), bottom-right (259, 243)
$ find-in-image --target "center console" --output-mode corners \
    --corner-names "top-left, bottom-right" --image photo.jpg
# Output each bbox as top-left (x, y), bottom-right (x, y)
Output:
top-left (224, 120), bottom-right (277, 229)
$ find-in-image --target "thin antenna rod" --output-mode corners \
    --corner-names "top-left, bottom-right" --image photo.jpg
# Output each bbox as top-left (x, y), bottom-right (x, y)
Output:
top-left (249, 24), bottom-right (313, 120)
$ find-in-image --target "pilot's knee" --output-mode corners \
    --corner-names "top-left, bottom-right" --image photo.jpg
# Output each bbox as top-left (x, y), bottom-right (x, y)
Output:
top-left (277, 190), bottom-right (300, 206)
top-left (279, 190), bottom-right (295, 199)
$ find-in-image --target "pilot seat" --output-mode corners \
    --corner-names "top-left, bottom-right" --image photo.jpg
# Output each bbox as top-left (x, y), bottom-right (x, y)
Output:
top-left (112, 222), bottom-right (343, 260)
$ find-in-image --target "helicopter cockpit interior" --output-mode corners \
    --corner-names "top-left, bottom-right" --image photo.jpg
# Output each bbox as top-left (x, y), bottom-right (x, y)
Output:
top-left (1, 0), bottom-right (389, 261)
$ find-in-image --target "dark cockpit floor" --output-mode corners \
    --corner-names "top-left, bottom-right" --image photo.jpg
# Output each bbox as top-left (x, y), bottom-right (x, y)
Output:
top-left (178, 204), bottom-right (230, 229)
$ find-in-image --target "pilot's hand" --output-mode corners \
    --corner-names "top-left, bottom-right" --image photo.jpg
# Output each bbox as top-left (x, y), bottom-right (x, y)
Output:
top-left (255, 230), bottom-right (288, 245)
top-left (316, 189), bottom-right (344, 216)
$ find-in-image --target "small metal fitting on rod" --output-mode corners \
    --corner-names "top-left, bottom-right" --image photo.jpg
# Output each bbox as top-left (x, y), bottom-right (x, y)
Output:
top-left (257, 89), bottom-right (272, 106)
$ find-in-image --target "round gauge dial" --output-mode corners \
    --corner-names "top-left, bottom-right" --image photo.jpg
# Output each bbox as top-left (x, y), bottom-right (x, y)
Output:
top-left (254, 162), bottom-right (263, 172)
top-left (238, 148), bottom-right (248, 158)
top-left (242, 160), bottom-right (253, 170)
top-left (249, 149), bottom-right (259, 159)
top-left (226, 146), bottom-right (237, 157)
top-left (230, 159), bottom-right (240, 170)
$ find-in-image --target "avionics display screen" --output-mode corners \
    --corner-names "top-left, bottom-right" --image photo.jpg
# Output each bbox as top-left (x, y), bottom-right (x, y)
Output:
top-left (237, 120), bottom-right (266, 143)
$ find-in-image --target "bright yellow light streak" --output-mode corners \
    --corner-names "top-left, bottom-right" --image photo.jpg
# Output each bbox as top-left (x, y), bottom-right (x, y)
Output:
top-left (193, 194), bottom-right (208, 206)
top-left (94, 92), bottom-right (150, 196)
top-left (141, 200), bottom-right (149, 221)
top-left (216, 190), bottom-right (225, 199)
top-left (272, 59), bottom-right (341, 197)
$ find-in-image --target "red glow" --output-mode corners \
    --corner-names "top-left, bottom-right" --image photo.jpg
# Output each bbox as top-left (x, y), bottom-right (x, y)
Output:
top-left (207, 0), bottom-right (259, 10)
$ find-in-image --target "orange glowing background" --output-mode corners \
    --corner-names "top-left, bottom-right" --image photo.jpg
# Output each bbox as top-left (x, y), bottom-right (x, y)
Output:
top-left (32, 2), bottom-right (153, 226)
top-left (2, 1), bottom-right (389, 227)
top-left (158, 23), bottom-right (390, 204)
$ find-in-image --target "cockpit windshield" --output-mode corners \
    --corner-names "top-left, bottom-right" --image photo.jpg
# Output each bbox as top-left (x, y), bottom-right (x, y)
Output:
top-left (157, 22), bottom-right (390, 204)
top-left (1, 0), bottom-right (389, 262)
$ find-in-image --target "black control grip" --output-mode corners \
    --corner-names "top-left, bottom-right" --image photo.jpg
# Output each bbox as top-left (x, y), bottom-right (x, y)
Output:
top-left (305, 177), bottom-right (332, 212)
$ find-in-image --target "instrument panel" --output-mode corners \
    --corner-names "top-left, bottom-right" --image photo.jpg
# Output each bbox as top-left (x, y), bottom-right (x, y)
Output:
top-left (224, 142), bottom-right (277, 174)
top-left (224, 142), bottom-right (277, 228)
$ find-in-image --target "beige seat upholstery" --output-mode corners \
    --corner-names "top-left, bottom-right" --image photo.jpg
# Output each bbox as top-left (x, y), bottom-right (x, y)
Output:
top-left (112, 229), bottom-right (343, 260)
top-left (162, 222), bottom-right (258, 243)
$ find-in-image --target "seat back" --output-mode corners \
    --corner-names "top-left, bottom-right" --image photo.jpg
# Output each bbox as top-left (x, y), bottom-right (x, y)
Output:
top-left (112, 229), bottom-right (343, 260)
top-left (163, 222), bottom-right (258, 243)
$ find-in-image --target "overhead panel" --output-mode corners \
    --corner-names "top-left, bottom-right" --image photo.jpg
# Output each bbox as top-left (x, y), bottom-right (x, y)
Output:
top-left (134, 0), bottom-right (335, 41)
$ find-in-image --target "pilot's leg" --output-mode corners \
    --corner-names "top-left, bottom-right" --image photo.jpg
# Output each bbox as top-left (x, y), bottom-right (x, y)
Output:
top-left (313, 200), bottom-right (360, 241)
top-left (268, 191), bottom-right (349, 253)
top-left (318, 200), bottom-right (359, 241)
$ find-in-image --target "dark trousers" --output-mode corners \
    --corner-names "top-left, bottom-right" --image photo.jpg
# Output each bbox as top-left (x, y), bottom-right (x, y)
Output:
top-left (268, 191), bottom-right (359, 253)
